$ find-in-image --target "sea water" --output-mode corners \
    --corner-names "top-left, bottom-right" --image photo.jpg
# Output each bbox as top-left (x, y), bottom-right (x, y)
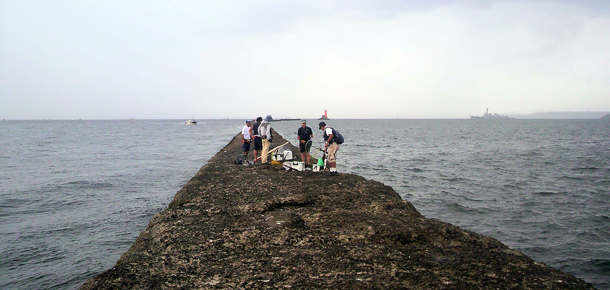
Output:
top-left (0, 119), bottom-right (608, 289)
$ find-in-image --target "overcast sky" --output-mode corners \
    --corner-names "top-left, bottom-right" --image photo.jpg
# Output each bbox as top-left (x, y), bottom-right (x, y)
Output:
top-left (1, 0), bottom-right (609, 119)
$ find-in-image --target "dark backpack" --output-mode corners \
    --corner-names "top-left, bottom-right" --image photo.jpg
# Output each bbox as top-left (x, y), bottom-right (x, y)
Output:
top-left (234, 154), bottom-right (246, 164)
top-left (332, 128), bottom-right (344, 144)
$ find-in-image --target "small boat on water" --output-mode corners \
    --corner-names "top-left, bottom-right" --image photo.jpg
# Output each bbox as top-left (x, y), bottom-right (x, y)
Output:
top-left (185, 118), bottom-right (197, 125)
top-left (470, 108), bottom-right (514, 119)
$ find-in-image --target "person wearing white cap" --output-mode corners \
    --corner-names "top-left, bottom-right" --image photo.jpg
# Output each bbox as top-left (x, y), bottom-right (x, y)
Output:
top-left (258, 115), bottom-right (273, 163)
top-left (297, 120), bottom-right (313, 165)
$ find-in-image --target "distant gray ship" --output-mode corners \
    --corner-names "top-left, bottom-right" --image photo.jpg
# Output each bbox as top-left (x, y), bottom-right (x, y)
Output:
top-left (470, 108), bottom-right (514, 119)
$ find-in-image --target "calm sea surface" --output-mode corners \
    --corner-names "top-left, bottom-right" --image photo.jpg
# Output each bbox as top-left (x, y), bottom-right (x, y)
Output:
top-left (1, 119), bottom-right (608, 289)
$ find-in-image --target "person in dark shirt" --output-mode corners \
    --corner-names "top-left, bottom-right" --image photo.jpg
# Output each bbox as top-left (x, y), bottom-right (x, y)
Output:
top-left (297, 120), bottom-right (313, 165)
top-left (251, 117), bottom-right (263, 162)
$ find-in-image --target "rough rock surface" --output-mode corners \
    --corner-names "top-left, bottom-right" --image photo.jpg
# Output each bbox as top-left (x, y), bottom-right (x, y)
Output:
top-left (81, 131), bottom-right (595, 289)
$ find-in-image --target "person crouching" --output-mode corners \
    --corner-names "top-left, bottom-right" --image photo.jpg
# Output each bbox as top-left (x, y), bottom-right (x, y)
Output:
top-left (319, 122), bottom-right (339, 176)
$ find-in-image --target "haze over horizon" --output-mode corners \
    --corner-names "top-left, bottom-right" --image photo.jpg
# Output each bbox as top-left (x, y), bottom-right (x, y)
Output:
top-left (1, 1), bottom-right (609, 120)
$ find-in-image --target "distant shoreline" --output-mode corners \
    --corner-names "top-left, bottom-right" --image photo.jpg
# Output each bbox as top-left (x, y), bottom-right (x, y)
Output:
top-left (507, 111), bottom-right (610, 119)
top-left (2, 112), bottom-right (609, 121)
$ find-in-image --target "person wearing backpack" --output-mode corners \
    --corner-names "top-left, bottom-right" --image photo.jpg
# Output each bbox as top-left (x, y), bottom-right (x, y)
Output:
top-left (319, 122), bottom-right (342, 176)
top-left (259, 115), bottom-right (273, 163)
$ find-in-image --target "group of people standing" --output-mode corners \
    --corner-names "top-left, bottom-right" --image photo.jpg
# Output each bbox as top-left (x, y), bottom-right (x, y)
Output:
top-left (241, 116), bottom-right (340, 176)
top-left (241, 115), bottom-right (273, 163)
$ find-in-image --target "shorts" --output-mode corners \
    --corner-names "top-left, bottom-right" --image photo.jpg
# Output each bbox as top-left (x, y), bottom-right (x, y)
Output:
top-left (253, 137), bottom-right (262, 151)
top-left (242, 142), bottom-right (251, 152)
top-left (299, 140), bottom-right (312, 153)
top-left (326, 142), bottom-right (339, 162)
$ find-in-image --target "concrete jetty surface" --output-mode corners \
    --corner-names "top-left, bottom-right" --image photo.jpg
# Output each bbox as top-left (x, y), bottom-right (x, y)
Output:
top-left (81, 131), bottom-right (594, 289)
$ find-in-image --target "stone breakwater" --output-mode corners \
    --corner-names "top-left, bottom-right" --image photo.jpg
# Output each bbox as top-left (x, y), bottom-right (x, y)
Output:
top-left (81, 131), bottom-right (595, 289)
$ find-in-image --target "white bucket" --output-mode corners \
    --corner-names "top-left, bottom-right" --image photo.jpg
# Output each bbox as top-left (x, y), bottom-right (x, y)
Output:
top-left (283, 161), bottom-right (305, 171)
top-left (272, 152), bottom-right (284, 161)
top-left (272, 150), bottom-right (293, 161)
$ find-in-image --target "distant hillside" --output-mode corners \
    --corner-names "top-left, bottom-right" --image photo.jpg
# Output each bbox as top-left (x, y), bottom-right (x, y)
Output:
top-left (601, 114), bottom-right (610, 120)
top-left (510, 111), bottom-right (610, 119)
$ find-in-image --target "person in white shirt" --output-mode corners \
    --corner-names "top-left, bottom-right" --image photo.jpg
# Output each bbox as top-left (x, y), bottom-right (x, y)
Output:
top-left (319, 122), bottom-right (339, 176)
top-left (241, 120), bottom-right (252, 157)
